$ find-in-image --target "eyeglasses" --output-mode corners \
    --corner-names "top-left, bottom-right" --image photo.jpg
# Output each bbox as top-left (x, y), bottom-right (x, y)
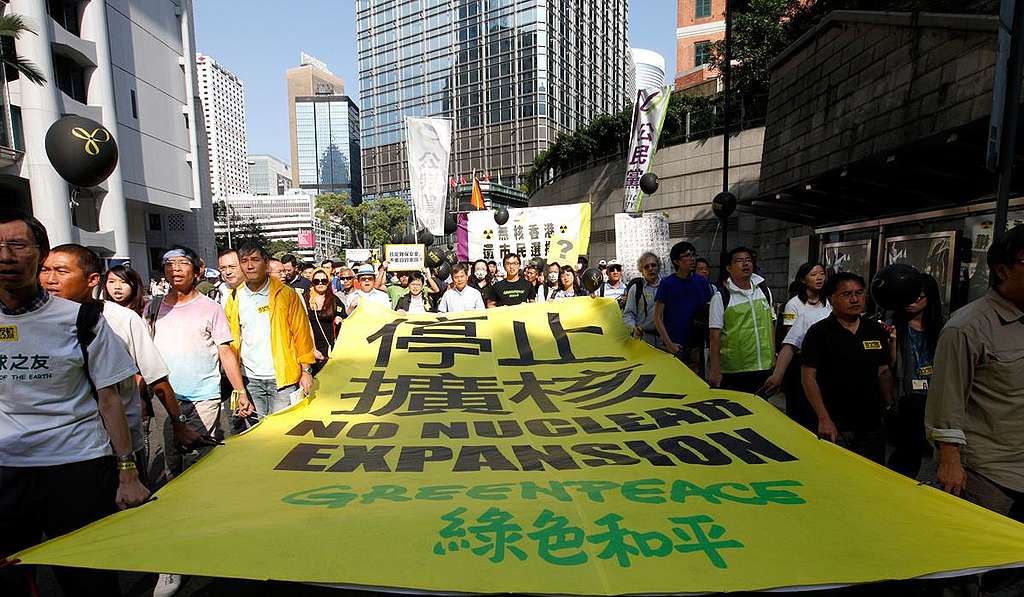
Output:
top-left (339, 276), bottom-right (354, 280)
top-left (678, 252), bottom-right (696, 259)
top-left (642, 263), bottom-right (659, 269)
top-left (312, 279), bottom-right (330, 285)
top-left (0, 240), bottom-right (37, 253)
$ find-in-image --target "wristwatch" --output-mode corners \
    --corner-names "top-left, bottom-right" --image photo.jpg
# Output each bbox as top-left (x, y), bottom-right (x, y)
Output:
top-left (116, 452), bottom-right (137, 471)
top-left (175, 413), bottom-right (188, 424)
top-left (302, 366), bottom-right (314, 375)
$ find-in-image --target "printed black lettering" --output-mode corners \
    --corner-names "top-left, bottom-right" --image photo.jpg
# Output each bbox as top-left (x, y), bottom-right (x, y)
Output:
top-left (274, 443), bottom-right (338, 472)
top-left (511, 444), bottom-right (581, 471)
top-left (324, 445), bottom-right (395, 472)
top-left (707, 428), bottom-right (798, 464)
top-left (452, 445), bottom-right (519, 472)
top-left (420, 421), bottom-right (470, 439)
top-left (286, 420), bottom-right (347, 439)
top-left (571, 443), bottom-right (642, 467)
top-left (396, 446), bottom-right (454, 472)
top-left (657, 435), bottom-right (731, 465)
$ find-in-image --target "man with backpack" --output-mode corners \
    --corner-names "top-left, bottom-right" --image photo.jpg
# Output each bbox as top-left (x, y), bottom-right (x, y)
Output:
top-left (708, 246), bottom-right (776, 392)
top-left (39, 244), bottom-right (210, 489)
top-left (0, 210), bottom-right (148, 596)
top-left (623, 251), bottom-right (663, 348)
top-left (654, 242), bottom-right (714, 373)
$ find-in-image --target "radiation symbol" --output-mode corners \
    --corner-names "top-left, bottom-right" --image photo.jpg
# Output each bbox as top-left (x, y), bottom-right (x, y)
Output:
top-left (559, 224), bottom-right (568, 233)
top-left (483, 229), bottom-right (494, 240)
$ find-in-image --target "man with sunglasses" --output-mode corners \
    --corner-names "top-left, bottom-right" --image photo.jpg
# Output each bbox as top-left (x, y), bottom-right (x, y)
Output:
top-left (347, 263), bottom-right (391, 314)
top-left (334, 265), bottom-right (356, 308)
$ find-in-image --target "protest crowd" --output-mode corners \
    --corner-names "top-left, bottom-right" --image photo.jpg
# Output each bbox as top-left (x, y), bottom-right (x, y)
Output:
top-left (1, 206), bottom-right (1023, 596)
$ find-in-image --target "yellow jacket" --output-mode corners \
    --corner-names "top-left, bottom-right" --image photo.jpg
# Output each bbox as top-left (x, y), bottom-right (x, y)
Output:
top-left (224, 277), bottom-right (315, 388)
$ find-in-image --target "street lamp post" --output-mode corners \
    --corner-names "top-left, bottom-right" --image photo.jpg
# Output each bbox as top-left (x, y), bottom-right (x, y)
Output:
top-left (718, 0), bottom-right (735, 273)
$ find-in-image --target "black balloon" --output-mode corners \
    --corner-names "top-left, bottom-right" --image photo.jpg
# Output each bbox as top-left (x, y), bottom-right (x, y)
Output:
top-left (444, 250), bottom-right (458, 266)
top-left (426, 246), bottom-right (445, 268)
top-left (639, 172), bottom-right (659, 194)
top-left (494, 207), bottom-right (509, 225)
top-left (45, 115), bottom-right (119, 187)
top-left (433, 261), bottom-right (452, 281)
top-left (581, 268), bottom-right (604, 293)
top-left (444, 213), bottom-right (458, 235)
top-left (712, 192), bottom-right (738, 219)
top-left (418, 228), bottom-right (434, 246)
top-left (871, 264), bottom-right (923, 310)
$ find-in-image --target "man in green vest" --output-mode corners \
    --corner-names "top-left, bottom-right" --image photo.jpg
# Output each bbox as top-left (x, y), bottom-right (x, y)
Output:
top-left (708, 246), bottom-right (776, 393)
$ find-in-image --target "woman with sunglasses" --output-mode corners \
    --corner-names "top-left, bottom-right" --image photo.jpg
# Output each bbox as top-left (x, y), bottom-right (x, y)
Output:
top-left (306, 267), bottom-right (346, 375)
top-left (102, 265), bottom-right (147, 316)
top-left (551, 265), bottom-right (580, 300)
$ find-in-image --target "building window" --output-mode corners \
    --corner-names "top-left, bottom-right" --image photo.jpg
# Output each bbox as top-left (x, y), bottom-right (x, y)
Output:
top-left (695, 0), bottom-right (711, 19)
top-left (148, 214), bottom-right (162, 231)
top-left (130, 89), bottom-right (138, 119)
top-left (694, 41), bottom-right (711, 67)
top-left (53, 54), bottom-right (87, 103)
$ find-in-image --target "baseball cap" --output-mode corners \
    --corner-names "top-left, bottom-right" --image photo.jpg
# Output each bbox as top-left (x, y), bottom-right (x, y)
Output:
top-left (204, 267), bottom-right (220, 279)
top-left (598, 259), bottom-right (607, 267)
top-left (355, 264), bottom-right (375, 277)
top-left (607, 259), bottom-right (622, 270)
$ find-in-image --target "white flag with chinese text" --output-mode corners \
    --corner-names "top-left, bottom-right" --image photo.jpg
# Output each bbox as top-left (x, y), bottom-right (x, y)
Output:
top-left (406, 117), bottom-right (452, 236)
top-left (622, 86), bottom-right (672, 214)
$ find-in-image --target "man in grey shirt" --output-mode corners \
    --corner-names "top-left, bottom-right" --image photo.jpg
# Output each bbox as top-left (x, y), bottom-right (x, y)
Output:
top-left (927, 224), bottom-right (1024, 525)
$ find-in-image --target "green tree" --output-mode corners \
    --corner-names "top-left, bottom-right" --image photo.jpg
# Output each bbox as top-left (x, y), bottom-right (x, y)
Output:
top-left (364, 196), bottom-right (411, 249)
top-left (315, 193), bottom-right (410, 249)
top-left (0, 14), bottom-right (45, 84)
top-left (267, 240), bottom-right (298, 257)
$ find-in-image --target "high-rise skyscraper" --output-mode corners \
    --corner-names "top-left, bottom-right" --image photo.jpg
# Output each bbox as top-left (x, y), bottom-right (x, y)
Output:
top-left (287, 54), bottom-right (361, 203)
top-left (356, 0), bottom-right (630, 198)
top-left (197, 53), bottom-right (249, 199)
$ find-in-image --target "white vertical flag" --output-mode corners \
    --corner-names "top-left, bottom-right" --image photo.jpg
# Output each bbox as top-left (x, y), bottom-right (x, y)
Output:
top-left (406, 117), bottom-right (452, 236)
top-left (622, 85), bottom-right (672, 213)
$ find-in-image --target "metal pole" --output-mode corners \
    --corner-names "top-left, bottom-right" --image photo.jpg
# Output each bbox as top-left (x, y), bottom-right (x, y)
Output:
top-left (994, 0), bottom-right (1024, 240)
top-left (720, 0), bottom-right (733, 270)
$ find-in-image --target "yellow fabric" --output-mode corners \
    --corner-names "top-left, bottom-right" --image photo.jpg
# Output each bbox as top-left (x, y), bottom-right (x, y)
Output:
top-left (17, 300), bottom-right (1024, 594)
top-left (224, 276), bottom-right (315, 387)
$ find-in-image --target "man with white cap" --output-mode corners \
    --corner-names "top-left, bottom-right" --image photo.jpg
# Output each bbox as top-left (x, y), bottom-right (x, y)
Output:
top-left (347, 263), bottom-right (391, 314)
top-left (602, 260), bottom-right (628, 304)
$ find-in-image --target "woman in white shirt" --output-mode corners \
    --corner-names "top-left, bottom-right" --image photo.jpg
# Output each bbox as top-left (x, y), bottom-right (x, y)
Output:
top-left (780, 262), bottom-right (828, 336)
top-left (551, 265), bottom-right (580, 300)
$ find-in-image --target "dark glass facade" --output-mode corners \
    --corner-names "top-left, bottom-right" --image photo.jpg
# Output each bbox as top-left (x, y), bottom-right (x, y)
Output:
top-left (295, 95), bottom-right (362, 203)
top-left (357, 0), bottom-right (629, 197)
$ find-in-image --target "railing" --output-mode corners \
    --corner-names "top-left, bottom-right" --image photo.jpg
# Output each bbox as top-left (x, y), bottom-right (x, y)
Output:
top-left (528, 93), bottom-right (768, 196)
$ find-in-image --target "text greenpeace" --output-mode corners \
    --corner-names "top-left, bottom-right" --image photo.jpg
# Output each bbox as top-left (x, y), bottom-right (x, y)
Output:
top-left (16, 300), bottom-right (1024, 595)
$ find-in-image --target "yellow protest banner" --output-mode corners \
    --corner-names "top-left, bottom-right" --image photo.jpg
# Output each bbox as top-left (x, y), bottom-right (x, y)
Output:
top-left (16, 300), bottom-right (1024, 594)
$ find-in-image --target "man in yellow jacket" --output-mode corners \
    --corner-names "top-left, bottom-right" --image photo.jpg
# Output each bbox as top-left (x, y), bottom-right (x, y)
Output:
top-left (224, 241), bottom-right (315, 418)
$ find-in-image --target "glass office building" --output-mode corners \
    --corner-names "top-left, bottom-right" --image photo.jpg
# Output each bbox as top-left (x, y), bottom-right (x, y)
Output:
top-left (294, 95), bottom-right (362, 203)
top-left (357, 0), bottom-right (630, 197)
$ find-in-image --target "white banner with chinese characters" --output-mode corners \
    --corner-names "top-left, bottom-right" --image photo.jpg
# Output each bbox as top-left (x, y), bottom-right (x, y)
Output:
top-left (615, 212), bottom-right (671, 281)
top-left (622, 86), bottom-right (672, 214)
top-left (465, 203), bottom-right (591, 263)
top-left (384, 244), bottom-right (425, 271)
top-left (406, 117), bottom-right (452, 236)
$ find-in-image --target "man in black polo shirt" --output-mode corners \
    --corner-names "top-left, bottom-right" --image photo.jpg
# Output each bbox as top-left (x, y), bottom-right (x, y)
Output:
top-left (801, 272), bottom-right (894, 463)
top-left (486, 253), bottom-right (531, 307)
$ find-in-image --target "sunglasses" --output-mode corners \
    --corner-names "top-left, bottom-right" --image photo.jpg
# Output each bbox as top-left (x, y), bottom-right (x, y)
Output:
top-left (339, 276), bottom-right (354, 280)
top-left (313, 279), bottom-right (330, 285)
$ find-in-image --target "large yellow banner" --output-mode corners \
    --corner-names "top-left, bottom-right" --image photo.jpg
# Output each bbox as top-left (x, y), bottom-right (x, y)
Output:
top-left (17, 300), bottom-right (1024, 593)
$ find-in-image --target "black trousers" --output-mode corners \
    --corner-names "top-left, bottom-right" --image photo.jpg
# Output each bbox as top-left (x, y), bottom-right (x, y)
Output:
top-left (720, 369), bottom-right (771, 394)
top-left (887, 393), bottom-right (929, 479)
top-left (0, 456), bottom-right (121, 597)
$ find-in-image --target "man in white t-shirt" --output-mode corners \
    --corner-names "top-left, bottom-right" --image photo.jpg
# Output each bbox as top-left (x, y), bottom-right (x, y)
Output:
top-left (438, 264), bottom-right (486, 313)
top-left (0, 210), bottom-right (148, 595)
top-left (347, 263), bottom-right (392, 314)
top-left (41, 244), bottom-right (214, 486)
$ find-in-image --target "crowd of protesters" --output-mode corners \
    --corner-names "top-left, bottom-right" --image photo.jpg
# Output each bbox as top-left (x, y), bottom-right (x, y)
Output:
top-left (1, 204), bottom-right (1022, 596)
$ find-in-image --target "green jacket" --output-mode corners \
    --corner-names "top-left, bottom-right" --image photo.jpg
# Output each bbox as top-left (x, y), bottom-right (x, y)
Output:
top-left (713, 275), bottom-right (776, 373)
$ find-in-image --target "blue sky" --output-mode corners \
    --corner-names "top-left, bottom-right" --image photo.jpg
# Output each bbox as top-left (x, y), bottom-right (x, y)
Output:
top-left (193, 0), bottom-right (677, 160)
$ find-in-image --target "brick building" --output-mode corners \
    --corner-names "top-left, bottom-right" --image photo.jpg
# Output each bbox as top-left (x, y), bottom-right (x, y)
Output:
top-left (675, 0), bottom-right (727, 90)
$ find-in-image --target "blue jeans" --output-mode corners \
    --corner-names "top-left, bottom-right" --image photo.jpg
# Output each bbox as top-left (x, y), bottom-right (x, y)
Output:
top-left (244, 377), bottom-right (297, 418)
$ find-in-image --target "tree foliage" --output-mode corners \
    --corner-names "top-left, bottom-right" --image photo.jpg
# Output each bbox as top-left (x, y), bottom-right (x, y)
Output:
top-left (315, 193), bottom-right (410, 250)
top-left (0, 14), bottom-right (45, 85)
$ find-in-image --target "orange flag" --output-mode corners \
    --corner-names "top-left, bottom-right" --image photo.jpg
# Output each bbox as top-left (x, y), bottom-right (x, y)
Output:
top-left (470, 177), bottom-right (486, 210)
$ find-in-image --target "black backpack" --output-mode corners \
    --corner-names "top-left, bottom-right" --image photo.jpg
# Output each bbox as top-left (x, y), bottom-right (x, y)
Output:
top-left (624, 277), bottom-right (648, 316)
top-left (75, 301), bottom-right (104, 401)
